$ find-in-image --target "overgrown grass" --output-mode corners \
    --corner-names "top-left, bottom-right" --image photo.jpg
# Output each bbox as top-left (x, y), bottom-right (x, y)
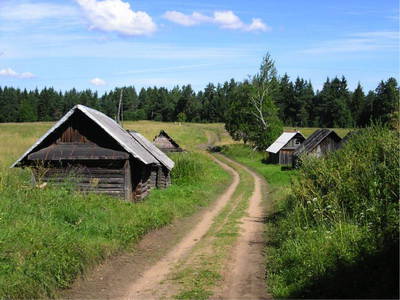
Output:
top-left (268, 126), bottom-right (399, 298)
top-left (0, 121), bottom-right (232, 299)
top-left (221, 127), bottom-right (399, 299)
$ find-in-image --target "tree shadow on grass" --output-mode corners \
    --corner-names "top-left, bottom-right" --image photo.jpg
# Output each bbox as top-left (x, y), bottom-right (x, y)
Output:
top-left (291, 241), bottom-right (399, 299)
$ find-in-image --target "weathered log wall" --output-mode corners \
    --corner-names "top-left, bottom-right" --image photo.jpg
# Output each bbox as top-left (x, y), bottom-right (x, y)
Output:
top-left (279, 149), bottom-right (295, 165)
top-left (311, 136), bottom-right (340, 157)
top-left (33, 160), bottom-right (127, 199)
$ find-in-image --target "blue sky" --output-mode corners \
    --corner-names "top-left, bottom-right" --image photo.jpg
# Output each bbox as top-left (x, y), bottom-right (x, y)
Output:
top-left (0, 0), bottom-right (398, 94)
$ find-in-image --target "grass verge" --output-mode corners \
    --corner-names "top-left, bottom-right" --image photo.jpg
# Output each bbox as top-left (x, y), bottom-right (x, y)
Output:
top-left (0, 152), bottom-right (230, 299)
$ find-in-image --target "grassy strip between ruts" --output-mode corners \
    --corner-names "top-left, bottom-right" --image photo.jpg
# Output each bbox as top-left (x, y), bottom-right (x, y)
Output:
top-left (165, 153), bottom-right (254, 300)
top-left (0, 152), bottom-right (230, 299)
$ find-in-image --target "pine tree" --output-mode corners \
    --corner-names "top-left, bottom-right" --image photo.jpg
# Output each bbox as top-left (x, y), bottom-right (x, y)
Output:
top-left (373, 77), bottom-right (399, 124)
top-left (350, 83), bottom-right (365, 126)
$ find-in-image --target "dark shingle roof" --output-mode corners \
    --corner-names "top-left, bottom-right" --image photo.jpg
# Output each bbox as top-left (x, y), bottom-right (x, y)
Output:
top-left (293, 129), bottom-right (341, 157)
top-left (154, 130), bottom-right (181, 149)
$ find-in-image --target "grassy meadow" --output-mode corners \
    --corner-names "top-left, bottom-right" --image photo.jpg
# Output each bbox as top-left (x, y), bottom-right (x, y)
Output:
top-left (0, 121), bottom-right (233, 299)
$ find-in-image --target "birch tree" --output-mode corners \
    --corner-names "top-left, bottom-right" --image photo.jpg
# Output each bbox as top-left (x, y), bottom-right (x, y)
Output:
top-left (248, 53), bottom-right (283, 149)
top-left (225, 53), bottom-right (283, 149)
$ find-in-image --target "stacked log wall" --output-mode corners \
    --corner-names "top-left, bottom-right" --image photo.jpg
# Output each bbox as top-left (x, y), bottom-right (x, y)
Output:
top-left (34, 161), bottom-right (127, 199)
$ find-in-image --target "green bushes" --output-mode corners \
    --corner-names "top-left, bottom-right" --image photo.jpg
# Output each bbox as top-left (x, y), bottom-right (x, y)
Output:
top-left (266, 126), bottom-right (399, 298)
top-left (0, 152), bottom-right (230, 299)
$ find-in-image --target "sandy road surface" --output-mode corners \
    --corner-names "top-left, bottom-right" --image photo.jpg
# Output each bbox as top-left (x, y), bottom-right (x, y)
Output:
top-left (124, 156), bottom-right (240, 299)
top-left (213, 156), bottom-right (271, 299)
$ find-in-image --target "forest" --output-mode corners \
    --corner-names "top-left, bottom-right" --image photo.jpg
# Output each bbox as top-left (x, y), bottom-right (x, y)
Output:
top-left (0, 74), bottom-right (398, 129)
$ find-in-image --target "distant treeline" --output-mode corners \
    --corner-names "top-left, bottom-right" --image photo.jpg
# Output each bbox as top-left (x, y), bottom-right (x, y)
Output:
top-left (0, 75), bottom-right (398, 127)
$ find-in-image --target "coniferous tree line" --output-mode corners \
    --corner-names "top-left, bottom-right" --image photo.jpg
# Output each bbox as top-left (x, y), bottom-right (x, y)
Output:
top-left (0, 75), bottom-right (398, 127)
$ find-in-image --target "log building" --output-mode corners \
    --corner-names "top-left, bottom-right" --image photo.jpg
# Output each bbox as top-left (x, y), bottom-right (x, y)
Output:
top-left (266, 131), bottom-right (305, 165)
top-left (292, 129), bottom-right (342, 167)
top-left (11, 105), bottom-right (174, 201)
top-left (153, 130), bottom-right (183, 153)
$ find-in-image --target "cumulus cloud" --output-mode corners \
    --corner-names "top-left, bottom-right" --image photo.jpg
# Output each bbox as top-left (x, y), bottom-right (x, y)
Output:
top-left (163, 10), bottom-right (270, 32)
top-left (75, 0), bottom-right (156, 36)
top-left (163, 11), bottom-right (211, 26)
top-left (0, 68), bottom-right (35, 79)
top-left (246, 18), bottom-right (269, 32)
top-left (90, 77), bottom-right (106, 86)
top-left (213, 11), bottom-right (244, 29)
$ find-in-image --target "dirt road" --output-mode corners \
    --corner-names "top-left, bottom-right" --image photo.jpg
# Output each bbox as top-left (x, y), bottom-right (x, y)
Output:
top-left (63, 154), bottom-right (270, 299)
top-left (213, 156), bottom-right (270, 299)
top-left (124, 156), bottom-right (240, 299)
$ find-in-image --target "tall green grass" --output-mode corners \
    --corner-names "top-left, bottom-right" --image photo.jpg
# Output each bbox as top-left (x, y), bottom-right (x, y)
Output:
top-left (266, 126), bottom-right (399, 298)
top-left (221, 127), bottom-right (399, 299)
top-left (0, 152), bottom-right (230, 299)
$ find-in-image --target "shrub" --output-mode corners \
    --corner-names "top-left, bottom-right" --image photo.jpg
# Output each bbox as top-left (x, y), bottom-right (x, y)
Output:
top-left (267, 126), bottom-right (399, 298)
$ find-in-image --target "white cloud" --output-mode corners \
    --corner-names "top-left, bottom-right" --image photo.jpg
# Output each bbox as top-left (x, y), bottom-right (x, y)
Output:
top-left (90, 77), bottom-right (106, 86)
top-left (75, 0), bottom-right (156, 36)
top-left (213, 11), bottom-right (244, 30)
top-left (163, 11), bottom-right (211, 26)
top-left (0, 68), bottom-right (35, 78)
top-left (163, 10), bottom-right (269, 32)
top-left (0, 2), bottom-right (78, 21)
top-left (245, 18), bottom-right (270, 32)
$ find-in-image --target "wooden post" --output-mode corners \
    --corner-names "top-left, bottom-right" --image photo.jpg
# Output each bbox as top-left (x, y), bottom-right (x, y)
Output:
top-left (124, 160), bottom-right (132, 202)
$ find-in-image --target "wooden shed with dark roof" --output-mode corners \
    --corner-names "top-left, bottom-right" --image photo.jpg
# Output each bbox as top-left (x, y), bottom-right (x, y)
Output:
top-left (153, 130), bottom-right (183, 153)
top-left (11, 105), bottom-right (174, 201)
top-left (293, 129), bottom-right (342, 167)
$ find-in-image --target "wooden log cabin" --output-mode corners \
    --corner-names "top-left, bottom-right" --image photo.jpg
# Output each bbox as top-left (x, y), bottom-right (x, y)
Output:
top-left (292, 129), bottom-right (342, 167)
top-left (11, 105), bottom-right (174, 201)
top-left (266, 131), bottom-right (305, 165)
top-left (153, 130), bottom-right (183, 153)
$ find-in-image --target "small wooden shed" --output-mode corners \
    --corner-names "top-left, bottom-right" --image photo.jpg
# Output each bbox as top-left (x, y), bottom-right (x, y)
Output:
top-left (292, 129), bottom-right (342, 167)
top-left (11, 104), bottom-right (174, 201)
top-left (266, 131), bottom-right (305, 165)
top-left (153, 130), bottom-right (183, 153)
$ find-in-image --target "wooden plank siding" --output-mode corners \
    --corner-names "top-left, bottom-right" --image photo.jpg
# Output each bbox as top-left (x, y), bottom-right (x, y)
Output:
top-left (279, 149), bottom-right (295, 165)
top-left (33, 161), bottom-right (127, 199)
